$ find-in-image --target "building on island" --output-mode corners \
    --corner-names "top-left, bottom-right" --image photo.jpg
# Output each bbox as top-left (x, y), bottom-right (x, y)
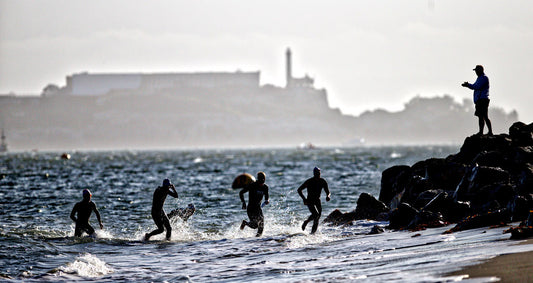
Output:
top-left (50, 48), bottom-right (314, 97)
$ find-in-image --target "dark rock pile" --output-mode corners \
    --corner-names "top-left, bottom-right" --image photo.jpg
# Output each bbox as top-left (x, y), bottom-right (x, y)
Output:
top-left (325, 121), bottom-right (533, 233)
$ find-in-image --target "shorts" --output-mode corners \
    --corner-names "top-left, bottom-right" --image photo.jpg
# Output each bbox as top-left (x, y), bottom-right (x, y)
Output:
top-left (475, 98), bottom-right (490, 117)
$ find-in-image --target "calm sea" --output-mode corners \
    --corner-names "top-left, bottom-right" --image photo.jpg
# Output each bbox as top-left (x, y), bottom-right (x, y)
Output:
top-left (1, 146), bottom-right (532, 282)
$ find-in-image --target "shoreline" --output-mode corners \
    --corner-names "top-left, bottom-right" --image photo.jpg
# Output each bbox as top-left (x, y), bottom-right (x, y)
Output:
top-left (447, 239), bottom-right (533, 282)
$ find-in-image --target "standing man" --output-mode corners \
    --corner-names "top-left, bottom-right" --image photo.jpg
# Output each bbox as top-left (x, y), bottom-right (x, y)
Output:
top-left (239, 171), bottom-right (269, 237)
top-left (144, 178), bottom-right (178, 241)
top-left (70, 189), bottom-right (103, 237)
top-left (462, 65), bottom-right (493, 136)
top-left (297, 167), bottom-right (331, 234)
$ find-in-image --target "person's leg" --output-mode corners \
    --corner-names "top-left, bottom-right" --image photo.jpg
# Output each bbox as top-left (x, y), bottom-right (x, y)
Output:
top-left (483, 102), bottom-right (493, 135)
top-left (74, 224), bottom-right (82, 237)
top-left (310, 202), bottom-right (322, 234)
top-left (245, 209), bottom-right (259, 229)
top-left (145, 215), bottom-right (165, 240)
top-left (303, 202), bottom-right (319, 232)
top-left (163, 214), bottom-right (172, 240)
top-left (478, 116), bottom-right (485, 135)
top-left (256, 211), bottom-right (264, 237)
top-left (85, 224), bottom-right (96, 236)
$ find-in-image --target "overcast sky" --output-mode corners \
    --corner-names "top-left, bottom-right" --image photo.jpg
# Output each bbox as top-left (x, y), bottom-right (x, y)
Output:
top-left (1, 0), bottom-right (532, 122)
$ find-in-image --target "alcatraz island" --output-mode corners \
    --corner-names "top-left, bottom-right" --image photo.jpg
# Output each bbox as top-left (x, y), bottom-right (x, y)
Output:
top-left (0, 49), bottom-right (518, 151)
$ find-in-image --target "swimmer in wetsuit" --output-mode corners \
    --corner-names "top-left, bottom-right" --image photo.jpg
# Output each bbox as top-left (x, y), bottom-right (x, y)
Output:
top-left (144, 178), bottom-right (178, 241)
top-left (70, 189), bottom-right (103, 237)
top-left (297, 167), bottom-right (331, 234)
top-left (239, 171), bottom-right (269, 237)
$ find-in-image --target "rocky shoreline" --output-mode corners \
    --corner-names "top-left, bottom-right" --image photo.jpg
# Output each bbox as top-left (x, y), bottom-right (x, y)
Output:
top-left (325, 121), bottom-right (533, 235)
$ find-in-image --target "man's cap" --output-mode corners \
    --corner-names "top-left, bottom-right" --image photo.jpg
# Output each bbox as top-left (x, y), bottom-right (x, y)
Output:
top-left (162, 178), bottom-right (171, 187)
top-left (82, 189), bottom-right (92, 197)
top-left (473, 65), bottom-right (484, 72)
top-left (313, 167), bottom-right (321, 175)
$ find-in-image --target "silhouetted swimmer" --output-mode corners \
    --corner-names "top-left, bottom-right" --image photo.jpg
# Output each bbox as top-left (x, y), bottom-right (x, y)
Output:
top-left (462, 65), bottom-right (493, 136)
top-left (144, 178), bottom-right (178, 241)
top-left (70, 189), bottom-right (103, 237)
top-left (297, 167), bottom-right (330, 234)
top-left (239, 171), bottom-right (269, 237)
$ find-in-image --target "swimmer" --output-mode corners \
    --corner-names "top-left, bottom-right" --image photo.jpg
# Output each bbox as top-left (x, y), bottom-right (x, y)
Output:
top-left (239, 171), bottom-right (269, 237)
top-left (297, 167), bottom-right (331, 234)
top-left (144, 178), bottom-right (178, 241)
top-left (70, 189), bottom-right (103, 237)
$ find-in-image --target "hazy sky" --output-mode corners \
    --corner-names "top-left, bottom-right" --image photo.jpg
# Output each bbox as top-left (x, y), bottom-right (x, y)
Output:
top-left (1, 0), bottom-right (532, 122)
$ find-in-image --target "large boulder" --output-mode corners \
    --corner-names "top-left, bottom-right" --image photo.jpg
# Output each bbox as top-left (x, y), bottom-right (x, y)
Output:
top-left (379, 165), bottom-right (412, 206)
top-left (509, 122), bottom-right (533, 146)
top-left (323, 193), bottom-right (389, 226)
top-left (353, 193), bottom-right (389, 220)
top-left (388, 202), bottom-right (418, 230)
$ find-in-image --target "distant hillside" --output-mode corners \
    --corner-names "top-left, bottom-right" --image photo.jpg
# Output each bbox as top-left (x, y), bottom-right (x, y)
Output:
top-left (0, 89), bottom-right (519, 151)
top-left (353, 95), bottom-right (519, 145)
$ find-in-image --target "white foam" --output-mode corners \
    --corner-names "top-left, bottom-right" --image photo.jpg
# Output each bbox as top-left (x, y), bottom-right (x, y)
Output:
top-left (58, 253), bottom-right (113, 278)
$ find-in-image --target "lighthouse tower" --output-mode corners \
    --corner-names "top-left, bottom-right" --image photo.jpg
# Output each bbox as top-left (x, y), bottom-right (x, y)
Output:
top-left (286, 48), bottom-right (292, 88)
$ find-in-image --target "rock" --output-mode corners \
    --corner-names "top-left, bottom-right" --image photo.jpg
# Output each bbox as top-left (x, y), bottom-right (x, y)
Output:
top-left (408, 210), bottom-right (446, 231)
top-left (323, 209), bottom-right (356, 226)
top-left (374, 121), bottom-right (533, 232)
top-left (413, 190), bottom-right (441, 210)
top-left (445, 208), bottom-right (511, 233)
top-left (324, 193), bottom-right (389, 226)
top-left (353, 192), bottom-right (389, 220)
top-left (508, 195), bottom-right (533, 222)
top-left (411, 158), bottom-right (466, 191)
top-left (509, 227), bottom-right (533, 240)
top-left (388, 203), bottom-right (418, 230)
top-left (472, 150), bottom-right (507, 169)
top-left (509, 121), bottom-right (533, 146)
top-left (454, 165), bottom-right (510, 202)
top-left (379, 165), bottom-right (412, 206)
top-left (369, 225), bottom-right (385, 235)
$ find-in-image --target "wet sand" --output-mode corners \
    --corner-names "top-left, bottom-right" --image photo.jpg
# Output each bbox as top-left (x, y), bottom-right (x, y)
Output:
top-left (448, 239), bottom-right (533, 282)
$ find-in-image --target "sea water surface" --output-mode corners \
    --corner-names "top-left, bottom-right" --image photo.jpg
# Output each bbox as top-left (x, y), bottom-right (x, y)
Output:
top-left (1, 146), bottom-right (532, 282)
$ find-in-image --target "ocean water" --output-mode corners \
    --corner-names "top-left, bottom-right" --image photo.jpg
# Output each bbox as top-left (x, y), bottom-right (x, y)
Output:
top-left (1, 146), bottom-right (532, 282)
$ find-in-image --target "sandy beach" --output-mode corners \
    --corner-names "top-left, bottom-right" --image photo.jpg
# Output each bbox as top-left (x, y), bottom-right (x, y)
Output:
top-left (449, 239), bottom-right (533, 282)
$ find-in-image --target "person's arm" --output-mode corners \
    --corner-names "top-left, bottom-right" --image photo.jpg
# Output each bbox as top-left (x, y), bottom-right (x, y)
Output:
top-left (264, 185), bottom-right (269, 205)
top-left (465, 76), bottom-right (487, 90)
top-left (239, 187), bottom-right (248, 209)
top-left (168, 184), bottom-right (178, 198)
top-left (70, 203), bottom-right (78, 222)
top-left (297, 181), bottom-right (307, 204)
top-left (323, 179), bottom-right (331, 202)
top-left (92, 202), bottom-right (104, 229)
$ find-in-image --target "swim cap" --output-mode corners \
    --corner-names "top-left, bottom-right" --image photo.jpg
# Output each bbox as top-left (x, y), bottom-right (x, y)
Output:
top-left (313, 167), bottom-right (321, 176)
top-left (257, 172), bottom-right (266, 181)
top-left (82, 189), bottom-right (92, 198)
top-left (162, 178), bottom-right (171, 187)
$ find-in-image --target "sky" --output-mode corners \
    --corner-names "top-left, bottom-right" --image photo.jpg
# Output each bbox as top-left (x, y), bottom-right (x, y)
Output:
top-left (1, 0), bottom-right (533, 122)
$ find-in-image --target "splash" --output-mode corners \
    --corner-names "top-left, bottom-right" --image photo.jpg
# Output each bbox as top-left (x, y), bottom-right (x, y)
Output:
top-left (57, 253), bottom-right (113, 278)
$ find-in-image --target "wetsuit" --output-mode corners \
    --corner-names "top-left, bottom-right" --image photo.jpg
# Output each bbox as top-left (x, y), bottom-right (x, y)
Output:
top-left (70, 200), bottom-right (102, 237)
top-left (298, 177), bottom-right (330, 234)
top-left (239, 181), bottom-right (269, 236)
top-left (145, 185), bottom-right (178, 240)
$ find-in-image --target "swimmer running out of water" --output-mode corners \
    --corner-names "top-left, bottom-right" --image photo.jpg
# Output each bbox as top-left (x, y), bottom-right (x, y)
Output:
top-left (297, 167), bottom-right (330, 234)
top-left (70, 189), bottom-right (103, 237)
top-left (239, 171), bottom-right (269, 237)
top-left (144, 178), bottom-right (178, 241)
